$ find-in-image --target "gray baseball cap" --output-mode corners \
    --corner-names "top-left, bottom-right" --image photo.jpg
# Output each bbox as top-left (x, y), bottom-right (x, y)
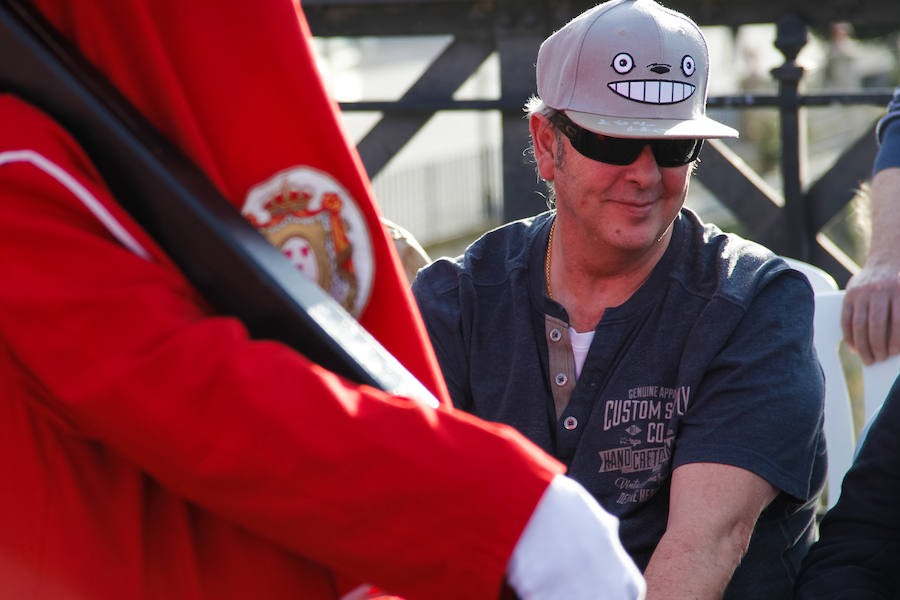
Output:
top-left (537, 0), bottom-right (738, 139)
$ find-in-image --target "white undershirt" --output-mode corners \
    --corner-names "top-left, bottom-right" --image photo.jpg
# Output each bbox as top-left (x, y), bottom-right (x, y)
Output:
top-left (569, 327), bottom-right (595, 379)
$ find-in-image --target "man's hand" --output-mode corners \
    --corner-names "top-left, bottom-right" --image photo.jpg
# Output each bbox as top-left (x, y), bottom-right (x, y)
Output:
top-left (842, 167), bottom-right (900, 365)
top-left (842, 262), bottom-right (900, 365)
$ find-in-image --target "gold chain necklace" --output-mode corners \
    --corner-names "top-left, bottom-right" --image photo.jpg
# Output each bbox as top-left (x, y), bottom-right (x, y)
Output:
top-left (545, 219), bottom-right (556, 299)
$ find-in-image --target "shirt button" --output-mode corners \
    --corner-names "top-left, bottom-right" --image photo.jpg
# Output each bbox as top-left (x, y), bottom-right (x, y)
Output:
top-left (564, 416), bottom-right (578, 430)
top-left (554, 373), bottom-right (568, 386)
top-left (549, 328), bottom-right (562, 342)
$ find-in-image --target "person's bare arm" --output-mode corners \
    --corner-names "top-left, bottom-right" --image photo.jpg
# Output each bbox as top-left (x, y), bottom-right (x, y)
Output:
top-left (642, 462), bottom-right (778, 600)
top-left (842, 167), bottom-right (900, 364)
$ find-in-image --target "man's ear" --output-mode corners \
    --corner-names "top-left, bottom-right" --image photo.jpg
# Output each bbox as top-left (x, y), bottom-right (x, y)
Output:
top-left (530, 113), bottom-right (558, 181)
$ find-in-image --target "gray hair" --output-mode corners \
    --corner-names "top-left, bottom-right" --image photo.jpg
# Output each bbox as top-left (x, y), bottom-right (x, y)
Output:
top-left (524, 96), bottom-right (564, 209)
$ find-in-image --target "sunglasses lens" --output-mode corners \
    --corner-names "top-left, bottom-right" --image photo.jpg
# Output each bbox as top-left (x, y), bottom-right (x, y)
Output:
top-left (555, 114), bottom-right (702, 167)
top-left (652, 139), bottom-right (703, 167)
top-left (572, 130), bottom-right (645, 165)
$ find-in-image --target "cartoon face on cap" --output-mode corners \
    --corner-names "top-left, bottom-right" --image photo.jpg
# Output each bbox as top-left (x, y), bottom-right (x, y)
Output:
top-left (583, 1), bottom-right (708, 122)
top-left (536, 0), bottom-right (743, 139)
top-left (607, 48), bottom-right (697, 106)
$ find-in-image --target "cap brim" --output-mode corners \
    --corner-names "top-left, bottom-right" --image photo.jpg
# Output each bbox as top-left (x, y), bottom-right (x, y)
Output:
top-left (566, 110), bottom-right (739, 139)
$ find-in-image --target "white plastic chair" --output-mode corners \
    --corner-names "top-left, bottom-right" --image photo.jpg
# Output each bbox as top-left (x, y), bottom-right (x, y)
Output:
top-left (784, 258), bottom-right (900, 508)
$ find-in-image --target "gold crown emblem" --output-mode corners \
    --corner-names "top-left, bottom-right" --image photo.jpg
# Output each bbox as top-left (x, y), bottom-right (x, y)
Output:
top-left (264, 180), bottom-right (314, 217)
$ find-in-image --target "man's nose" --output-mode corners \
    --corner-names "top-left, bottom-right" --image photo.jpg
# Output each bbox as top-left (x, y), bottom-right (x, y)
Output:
top-left (624, 144), bottom-right (663, 185)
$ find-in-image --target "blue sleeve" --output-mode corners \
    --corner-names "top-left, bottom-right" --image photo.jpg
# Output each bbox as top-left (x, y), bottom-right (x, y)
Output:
top-left (794, 378), bottom-right (900, 599)
top-left (672, 271), bottom-right (825, 502)
top-left (873, 85), bottom-right (900, 174)
top-left (412, 260), bottom-right (472, 410)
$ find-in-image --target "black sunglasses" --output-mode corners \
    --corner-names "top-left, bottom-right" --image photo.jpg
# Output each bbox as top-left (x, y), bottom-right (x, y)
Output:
top-left (549, 113), bottom-right (703, 168)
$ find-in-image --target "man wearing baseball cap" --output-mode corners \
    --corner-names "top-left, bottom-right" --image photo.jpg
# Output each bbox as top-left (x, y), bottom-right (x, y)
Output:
top-left (413, 0), bottom-right (826, 598)
top-left (0, 1), bottom-right (646, 599)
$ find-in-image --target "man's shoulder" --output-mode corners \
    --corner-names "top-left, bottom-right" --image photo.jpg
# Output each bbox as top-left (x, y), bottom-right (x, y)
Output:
top-left (0, 94), bottom-right (72, 153)
top-left (0, 94), bottom-right (106, 188)
top-left (415, 212), bottom-right (550, 295)
top-left (675, 210), bottom-right (805, 303)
